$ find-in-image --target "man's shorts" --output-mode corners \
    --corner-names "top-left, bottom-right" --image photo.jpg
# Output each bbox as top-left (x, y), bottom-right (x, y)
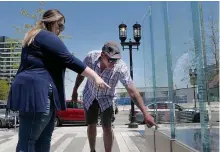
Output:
top-left (85, 99), bottom-right (113, 127)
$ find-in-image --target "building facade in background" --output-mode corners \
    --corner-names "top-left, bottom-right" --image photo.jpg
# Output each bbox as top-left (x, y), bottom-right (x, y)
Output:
top-left (115, 87), bottom-right (196, 104)
top-left (115, 85), bottom-right (219, 105)
top-left (0, 36), bottom-right (21, 83)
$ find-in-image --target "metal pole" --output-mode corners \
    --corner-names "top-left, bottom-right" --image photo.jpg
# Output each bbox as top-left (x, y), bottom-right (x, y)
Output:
top-left (194, 85), bottom-right (197, 108)
top-left (128, 40), bottom-right (138, 128)
top-left (191, 2), bottom-right (210, 151)
top-left (149, 3), bottom-right (158, 124)
top-left (162, 1), bottom-right (175, 139)
top-left (14, 113), bottom-right (16, 129)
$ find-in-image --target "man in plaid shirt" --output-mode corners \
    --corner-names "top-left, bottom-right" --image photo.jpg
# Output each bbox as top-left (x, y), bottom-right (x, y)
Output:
top-left (72, 41), bottom-right (157, 152)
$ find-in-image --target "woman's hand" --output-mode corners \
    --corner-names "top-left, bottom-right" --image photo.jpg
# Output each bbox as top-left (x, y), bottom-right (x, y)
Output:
top-left (81, 67), bottom-right (110, 89)
top-left (94, 76), bottom-right (111, 89)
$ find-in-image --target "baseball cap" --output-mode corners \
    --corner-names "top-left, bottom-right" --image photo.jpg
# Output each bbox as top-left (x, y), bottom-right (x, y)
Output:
top-left (102, 41), bottom-right (121, 59)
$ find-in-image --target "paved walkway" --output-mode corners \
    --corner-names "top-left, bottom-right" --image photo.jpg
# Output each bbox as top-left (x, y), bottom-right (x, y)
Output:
top-left (0, 125), bottom-right (152, 152)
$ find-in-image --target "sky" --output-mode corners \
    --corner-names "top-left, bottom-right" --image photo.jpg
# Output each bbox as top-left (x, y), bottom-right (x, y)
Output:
top-left (0, 1), bottom-right (219, 99)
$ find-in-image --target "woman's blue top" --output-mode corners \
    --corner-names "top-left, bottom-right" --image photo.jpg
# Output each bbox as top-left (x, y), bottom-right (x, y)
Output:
top-left (7, 30), bottom-right (86, 112)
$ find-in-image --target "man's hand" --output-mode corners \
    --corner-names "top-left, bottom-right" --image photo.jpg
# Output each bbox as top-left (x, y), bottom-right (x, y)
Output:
top-left (125, 84), bottom-right (158, 128)
top-left (72, 89), bottom-right (83, 104)
top-left (144, 113), bottom-right (158, 128)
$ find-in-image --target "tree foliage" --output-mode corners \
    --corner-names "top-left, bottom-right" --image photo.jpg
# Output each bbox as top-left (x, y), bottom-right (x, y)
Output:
top-left (13, 2), bottom-right (71, 40)
top-left (0, 80), bottom-right (10, 100)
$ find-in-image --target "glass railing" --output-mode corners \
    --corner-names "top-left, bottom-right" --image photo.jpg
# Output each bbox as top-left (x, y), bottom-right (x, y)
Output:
top-left (140, 1), bottom-right (219, 152)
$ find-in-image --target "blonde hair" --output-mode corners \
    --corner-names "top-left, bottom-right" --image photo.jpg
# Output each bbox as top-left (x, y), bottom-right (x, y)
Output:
top-left (22, 9), bottom-right (65, 47)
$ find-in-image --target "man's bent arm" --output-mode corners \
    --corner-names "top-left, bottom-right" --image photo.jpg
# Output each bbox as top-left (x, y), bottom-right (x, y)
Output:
top-left (125, 83), bottom-right (149, 116)
top-left (73, 74), bottom-right (85, 91)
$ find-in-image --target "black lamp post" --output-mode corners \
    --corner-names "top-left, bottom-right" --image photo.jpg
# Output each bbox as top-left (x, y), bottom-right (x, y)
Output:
top-left (189, 68), bottom-right (197, 108)
top-left (118, 22), bottom-right (141, 128)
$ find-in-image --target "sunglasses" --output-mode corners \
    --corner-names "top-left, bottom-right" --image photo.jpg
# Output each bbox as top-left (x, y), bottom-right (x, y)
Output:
top-left (58, 23), bottom-right (65, 32)
top-left (103, 53), bottom-right (118, 63)
top-left (108, 58), bottom-right (118, 63)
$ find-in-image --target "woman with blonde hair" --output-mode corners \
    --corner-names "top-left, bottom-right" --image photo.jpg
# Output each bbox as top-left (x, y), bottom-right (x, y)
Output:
top-left (7, 9), bottom-right (110, 152)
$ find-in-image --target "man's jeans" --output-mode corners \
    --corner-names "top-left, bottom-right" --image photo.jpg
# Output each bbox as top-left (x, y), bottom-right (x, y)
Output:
top-left (16, 86), bottom-right (55, 152)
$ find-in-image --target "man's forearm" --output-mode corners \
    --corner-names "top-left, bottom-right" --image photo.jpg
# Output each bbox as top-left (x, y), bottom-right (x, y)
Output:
top-left (126, 84), bottom-right (149, 116)
top-left (130, 92), bottom-right (149, 116)
top-left (73, 74), bottom-right (85, 91)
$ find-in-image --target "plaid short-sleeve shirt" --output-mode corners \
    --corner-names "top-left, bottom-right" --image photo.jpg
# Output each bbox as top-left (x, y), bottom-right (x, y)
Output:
top-left (83, 50), bottom-right (133, 112)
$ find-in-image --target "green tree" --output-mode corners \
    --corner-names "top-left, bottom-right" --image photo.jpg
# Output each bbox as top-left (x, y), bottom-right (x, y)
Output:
top-left (0, 80), bottom-right (10, 100)
top-left (13, 2), bottom-right (71, 40)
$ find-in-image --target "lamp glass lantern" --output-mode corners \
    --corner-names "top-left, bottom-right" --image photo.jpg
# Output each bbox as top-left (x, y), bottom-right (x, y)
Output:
top-left (133, 22), bottom-right (141, 42)
top-left (119, 23), bottom-right (127, 43)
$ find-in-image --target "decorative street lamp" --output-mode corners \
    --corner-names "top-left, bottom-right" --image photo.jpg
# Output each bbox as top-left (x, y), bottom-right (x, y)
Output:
top-left (189, 68), bottom-right (197, 108)
top-left (119, 23), bottom-right (127, 43)
top-left (118, 22), bottom-right (141, 128)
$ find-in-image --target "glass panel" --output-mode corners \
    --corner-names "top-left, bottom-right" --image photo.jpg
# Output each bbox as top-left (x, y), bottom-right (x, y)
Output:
top-left (147, 103), bottom-right (155, 109)
top-left (143, 1), bottom-right (218, 151)
top-left (157, 103), bottom-right (168, 109)
top-left (191, 2), bottom-right (211, 151)
top-left (120, 28), bottom-right (126, 37)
